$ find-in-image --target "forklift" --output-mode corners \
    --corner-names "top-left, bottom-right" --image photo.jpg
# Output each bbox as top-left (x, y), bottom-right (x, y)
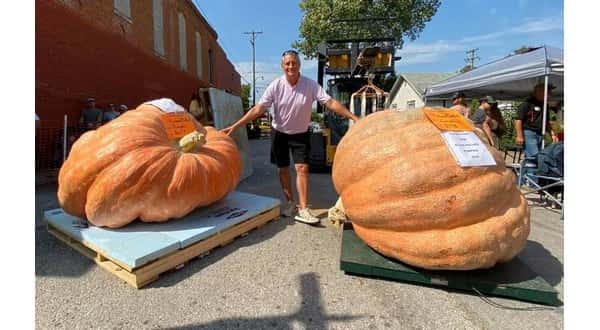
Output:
top-left (308, 36), bottom-right (400, 171)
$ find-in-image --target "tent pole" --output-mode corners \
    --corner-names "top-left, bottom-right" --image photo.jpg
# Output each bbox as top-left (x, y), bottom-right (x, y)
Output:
top-left (541, 75), bottom-right (549, 149)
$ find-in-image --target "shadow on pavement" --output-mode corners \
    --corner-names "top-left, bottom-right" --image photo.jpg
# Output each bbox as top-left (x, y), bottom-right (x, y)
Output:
top-left (163, 272), bottom-right (362, 330)
top-left (518, 240), bottom-right (563, 287)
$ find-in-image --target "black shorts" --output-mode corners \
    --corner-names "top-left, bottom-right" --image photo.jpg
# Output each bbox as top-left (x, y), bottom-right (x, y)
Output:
top-left (270, 130), bottom-right (310, 168)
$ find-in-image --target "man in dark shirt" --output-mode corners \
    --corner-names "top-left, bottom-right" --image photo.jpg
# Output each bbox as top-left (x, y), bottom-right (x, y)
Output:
top-left (515, 83), bottom-right (559, 183)
top-left (79, 97), bottom-right (102, 129)
top-left (515, 84), bottom-right (559, 157)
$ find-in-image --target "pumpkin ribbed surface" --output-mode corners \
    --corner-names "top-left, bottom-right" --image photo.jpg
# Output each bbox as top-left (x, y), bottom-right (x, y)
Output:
top-left (58, 104), bottom-right (242, 228)
top-left (332, 108), bottom-right (529, 270)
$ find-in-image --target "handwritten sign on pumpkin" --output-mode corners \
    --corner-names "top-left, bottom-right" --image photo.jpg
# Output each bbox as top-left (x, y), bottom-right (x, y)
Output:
top-left (423, 109), bottom-right (474, 131)
top-left (160, 113), bottom-right (196, 140)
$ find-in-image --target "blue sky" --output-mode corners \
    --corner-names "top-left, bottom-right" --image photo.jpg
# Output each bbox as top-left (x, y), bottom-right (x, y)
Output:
top-left (194, 0), bottom-right (563, 95)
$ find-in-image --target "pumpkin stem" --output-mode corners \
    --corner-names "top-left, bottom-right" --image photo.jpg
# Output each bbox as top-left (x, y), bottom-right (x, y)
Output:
top-left (178, 131), bottom-right (206, 153)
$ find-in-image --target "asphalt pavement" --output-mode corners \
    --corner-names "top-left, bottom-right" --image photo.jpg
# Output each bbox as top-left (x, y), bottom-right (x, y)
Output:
top-left (35, 137), bottom-right (564, 329)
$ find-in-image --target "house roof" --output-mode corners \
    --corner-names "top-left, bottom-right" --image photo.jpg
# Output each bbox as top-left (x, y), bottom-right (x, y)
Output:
top-left (388, 72), bottom-right (455, 101)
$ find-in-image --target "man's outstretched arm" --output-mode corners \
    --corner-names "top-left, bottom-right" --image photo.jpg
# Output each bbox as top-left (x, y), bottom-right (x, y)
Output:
top-left (324, 99), bottom-right (359, 122)
top-left (221, 103), bottom-right (268, 136)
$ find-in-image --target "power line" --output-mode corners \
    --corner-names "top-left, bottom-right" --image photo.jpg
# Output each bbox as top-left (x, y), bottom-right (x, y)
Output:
top-left (243, 30), bottom-right (263, 107)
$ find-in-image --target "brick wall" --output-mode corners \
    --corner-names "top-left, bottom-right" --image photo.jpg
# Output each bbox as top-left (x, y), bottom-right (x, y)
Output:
top-left (36, 0), bottom-right (241, 169)
top-left (36, 0), bottom-right (240, 122)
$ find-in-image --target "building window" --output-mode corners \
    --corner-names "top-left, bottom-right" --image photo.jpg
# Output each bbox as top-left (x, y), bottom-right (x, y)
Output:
top-left (407, 100), bottom-right (416, 109)
top-left (195, 32), bottom-right (203, 79)
top-left (152, 0), bottom-right (164, 57)
top-left (208, 48), bottom-right (214, 85)
top-left (178, 12), bottom-right (187, 71)
top-left (114, 0), bottom-right (131, 19)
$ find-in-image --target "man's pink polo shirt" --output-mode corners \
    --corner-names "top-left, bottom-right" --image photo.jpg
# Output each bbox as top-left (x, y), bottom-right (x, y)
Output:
top-left (258, 75), bottom-right (331, 134)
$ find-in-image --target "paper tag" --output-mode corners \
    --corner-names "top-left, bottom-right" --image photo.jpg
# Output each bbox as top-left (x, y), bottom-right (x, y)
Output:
top-left (160, 113), bottom-right (196, 140)
top-left (441, 131), bottom-right (496, 167)
top-left (145, 98), bottom-right (185, 113)
top-left (424, 109), bottom-right (474, 131)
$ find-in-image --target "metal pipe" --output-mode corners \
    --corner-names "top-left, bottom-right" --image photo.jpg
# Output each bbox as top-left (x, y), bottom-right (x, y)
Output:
top-left (63, 114), bottom-right (67, 162)
top-left (541, 75), bottom-right (548, 149)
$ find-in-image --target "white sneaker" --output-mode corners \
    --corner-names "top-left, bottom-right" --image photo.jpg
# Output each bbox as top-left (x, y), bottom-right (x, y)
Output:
top-left (295, 208), bottom-right (320, 224)
top-left (281, 201), bottom-right (297, 217)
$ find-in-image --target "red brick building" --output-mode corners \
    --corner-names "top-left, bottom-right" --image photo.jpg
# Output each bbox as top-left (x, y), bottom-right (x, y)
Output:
top-left (36, 0), bottom-right (241, 169)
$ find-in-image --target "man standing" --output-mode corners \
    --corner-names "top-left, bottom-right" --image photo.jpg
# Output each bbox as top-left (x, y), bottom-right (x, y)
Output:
top-left (79, 97), bottom-right (102, 129)
top-left (450, 91), bottom-right (470, 118)
top-left (102, 103), bottom-right (120, 123)
top-left (515, 84), bottom-right (559, 161)
top-left (471, 96), bottom-right (498, 147)
top-left (222, 50), bottom-right (358, 224)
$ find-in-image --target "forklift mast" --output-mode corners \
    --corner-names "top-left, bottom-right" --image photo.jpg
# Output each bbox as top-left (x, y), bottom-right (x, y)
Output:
top-left (308, 36), bottom-right (400, 170)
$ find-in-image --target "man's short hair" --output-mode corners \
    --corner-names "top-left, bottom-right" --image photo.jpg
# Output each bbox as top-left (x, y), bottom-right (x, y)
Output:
top-left (281, 49), bottom-right (301, 64)
top-left (86, 97), bottom-right (95, 103)
top-left (452, 92), bottom-right (466, 100)
top-left (479, 95), bottom-right (497, 104)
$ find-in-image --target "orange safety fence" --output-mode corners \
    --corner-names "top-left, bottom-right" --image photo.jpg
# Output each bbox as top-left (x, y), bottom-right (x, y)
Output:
top-left (35, 119), bottom-right (89, 171)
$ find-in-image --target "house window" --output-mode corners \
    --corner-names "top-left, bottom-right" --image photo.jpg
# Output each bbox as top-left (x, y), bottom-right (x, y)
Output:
top-left (208, 48), bottom-right (214, 85)
top-left (178, 12), bottom-right (187, 71)
top-left (114, 0), bottom-right (131, 19)
top-left (407, 100), bottom-right (416, 109)
top-left (152, 0), bottom-right (164, 57)
top-left (195, 32), bottom-right (203, 79)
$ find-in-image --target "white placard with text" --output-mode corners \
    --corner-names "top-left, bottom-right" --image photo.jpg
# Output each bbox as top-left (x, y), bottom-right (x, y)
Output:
top-left (441, 131), bottom-right (496, 167)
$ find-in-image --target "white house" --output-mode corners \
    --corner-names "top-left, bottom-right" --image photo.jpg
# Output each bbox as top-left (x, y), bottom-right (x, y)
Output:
top-left (387, 73), bottom-right (455, 111)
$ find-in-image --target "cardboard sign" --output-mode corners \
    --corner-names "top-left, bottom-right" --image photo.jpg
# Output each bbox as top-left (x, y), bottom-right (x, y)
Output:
top-left (160, 113), bottom-right (196, 140)
top-left (423, 109), bottom-right (474, 131)
top-left (441, 131), bottom-right (496, 167)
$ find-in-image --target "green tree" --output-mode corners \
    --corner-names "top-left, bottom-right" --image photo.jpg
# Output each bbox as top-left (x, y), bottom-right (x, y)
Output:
top-left (459, 64), bottom-right (474, 73)
top-left (293, 0), bottom-right (441, 59)
top-left (513, 45), bottom-right (536, 55)
top-left (241, 84), bottom-right (251, 111)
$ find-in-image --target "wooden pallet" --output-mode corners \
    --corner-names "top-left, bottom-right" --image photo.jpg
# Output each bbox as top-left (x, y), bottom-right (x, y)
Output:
top-left (47, 206), bottom-right (279, 288)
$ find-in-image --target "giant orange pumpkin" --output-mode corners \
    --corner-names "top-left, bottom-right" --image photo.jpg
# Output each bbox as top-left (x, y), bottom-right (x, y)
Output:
top-left (58, 101), bottom-right (242, 228)
top-left (332, 108), bottom-right (529, 270)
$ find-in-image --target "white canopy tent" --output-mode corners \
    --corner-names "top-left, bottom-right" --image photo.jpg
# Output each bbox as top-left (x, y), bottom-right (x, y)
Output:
top-left (424, 45), bottom-right (563, 148)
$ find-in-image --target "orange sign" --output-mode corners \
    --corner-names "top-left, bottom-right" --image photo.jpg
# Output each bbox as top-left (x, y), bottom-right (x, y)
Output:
top-left (160, 113), bottom-right (196, 140)
top-left (423, 109), bottom-right (474, 131)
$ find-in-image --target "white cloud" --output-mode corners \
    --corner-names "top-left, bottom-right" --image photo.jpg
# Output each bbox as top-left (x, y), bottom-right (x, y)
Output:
top-left (397, 16), bottom-right (563, 66)
top-left (396, 41), bottom-right (465, 66)
top-left (511, 17), bottom-right (563, 33)
top-left (233, 59), bottom-right (320, 93)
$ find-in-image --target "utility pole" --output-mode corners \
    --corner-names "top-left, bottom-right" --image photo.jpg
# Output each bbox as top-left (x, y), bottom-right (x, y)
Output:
top-left (243, 31), bottom-right (263, 107)
top-left (465, 48), bottom-right (480, 69)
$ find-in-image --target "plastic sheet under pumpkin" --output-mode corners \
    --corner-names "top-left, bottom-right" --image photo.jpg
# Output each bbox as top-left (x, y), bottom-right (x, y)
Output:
top-left (58, 103), bottom-right (242, 228)
top-left (332, 108), bottom-right (530, 270)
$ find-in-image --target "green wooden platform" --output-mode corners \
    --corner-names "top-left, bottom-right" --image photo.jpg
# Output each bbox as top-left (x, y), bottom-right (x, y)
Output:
top-left (340, 224), bottom-right (559, 306)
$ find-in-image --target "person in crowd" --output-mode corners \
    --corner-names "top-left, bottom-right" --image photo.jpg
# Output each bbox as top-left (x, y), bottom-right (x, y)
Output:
top-left (189, 92), bottom-right (204, 120)
top-left (79, 97), bottom-right (103, 130)
top-left (102, 103), bottom-right (120, 123)
top-left (119, 104), bottom-right (128, 113)
top-left (515, 83), bottom-right (559, 183)
top-left (450, 91), bottom-right (470, 118)
top-left (471, 96), bottom-right (499, 147)
top-left (221, 50), bottom-right (359, 225)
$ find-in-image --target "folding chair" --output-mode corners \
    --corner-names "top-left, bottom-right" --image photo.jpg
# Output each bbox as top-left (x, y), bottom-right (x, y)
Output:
top-left (514, 142), bottom-right (564, 215)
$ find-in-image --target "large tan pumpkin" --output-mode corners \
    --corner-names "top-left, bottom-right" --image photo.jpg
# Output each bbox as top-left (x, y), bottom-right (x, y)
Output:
top-left (58, 103), bottom-right (242, 228)
top-left (332, 108), bottom-right (529, 270)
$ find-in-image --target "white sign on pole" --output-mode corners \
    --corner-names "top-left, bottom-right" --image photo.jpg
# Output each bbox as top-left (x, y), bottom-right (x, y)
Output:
top-left (441, 131), bottom-right (496, 167)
